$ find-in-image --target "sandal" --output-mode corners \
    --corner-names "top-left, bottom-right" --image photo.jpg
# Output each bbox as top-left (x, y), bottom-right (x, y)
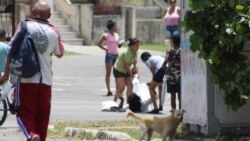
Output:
top-left (107, 92), bottom-right (113, 96)
top-left (148, 109), bottom-right (159, 114)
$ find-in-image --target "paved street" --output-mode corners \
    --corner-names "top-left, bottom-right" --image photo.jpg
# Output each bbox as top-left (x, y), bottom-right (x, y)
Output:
top-left (0, 45), bottom-right (176, 140)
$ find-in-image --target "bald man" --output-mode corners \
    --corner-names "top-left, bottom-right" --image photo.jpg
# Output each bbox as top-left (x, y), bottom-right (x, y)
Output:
top-left (7, 1), bottom-right (64, 141)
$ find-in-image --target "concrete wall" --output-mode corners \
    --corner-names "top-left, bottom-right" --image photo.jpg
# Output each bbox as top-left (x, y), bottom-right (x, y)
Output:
top-left (122, 6), bottom-right (165, 44)
top-left (15, 3), bottom-right (30, 26)
top-left (136, 7), bottom-right (161, 19)
top-left (80, 4), bottom-right (93, 45)
top-left (91, 6), bottom-right (165, 44)
top-left (122, 6), bottom-right (136, 39)
top-left (53, 1), bottom-right (165, 45)
top-left (136, 19), bottom-right (165, 44)
top-left (92, 15), bottom-right (124, 44)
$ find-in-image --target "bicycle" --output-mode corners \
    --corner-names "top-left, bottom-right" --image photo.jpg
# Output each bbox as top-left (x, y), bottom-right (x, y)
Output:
top-left (0, 81), bottom-right (16, 126)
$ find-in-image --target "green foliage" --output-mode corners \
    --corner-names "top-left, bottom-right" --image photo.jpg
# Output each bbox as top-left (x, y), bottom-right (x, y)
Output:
top-left (183, 0), bottom-right (250, 111)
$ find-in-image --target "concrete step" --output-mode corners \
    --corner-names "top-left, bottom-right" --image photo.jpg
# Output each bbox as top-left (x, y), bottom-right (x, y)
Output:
top-left (61, 32), bottom-right (79, 38)
top-left (53, 14), bottom-right (61, 18)
top-left (52, 21), bottom-right (66, 25)
top-left (53, 11), bottom-right (59, 15)
top-left (57, 27), bottom-right (71, 32)
top-left (54, 25), bottom-right (71, 28)
top-left (62, 38), bottom-right (84, 45)
top-left (52, 10), bottom-right (84, 45)
top-left (52, 18), bottom-right (65, 23)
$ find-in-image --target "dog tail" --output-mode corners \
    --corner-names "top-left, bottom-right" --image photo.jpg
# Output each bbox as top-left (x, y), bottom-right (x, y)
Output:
top-left (126, 110), bottom-right (143, 121)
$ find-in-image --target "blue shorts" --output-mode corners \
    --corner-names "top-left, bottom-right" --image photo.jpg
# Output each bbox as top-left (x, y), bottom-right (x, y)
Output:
top-left (166, 25), bottom-right (179, 39)
top-left (105, 53), bottom-right (118, 64)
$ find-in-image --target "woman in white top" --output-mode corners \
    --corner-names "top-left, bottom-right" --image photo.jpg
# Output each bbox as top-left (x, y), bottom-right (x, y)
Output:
top-left (163, 0), bottom-right (180, 40)
top-left (141, 52), bottom-right (165, 113)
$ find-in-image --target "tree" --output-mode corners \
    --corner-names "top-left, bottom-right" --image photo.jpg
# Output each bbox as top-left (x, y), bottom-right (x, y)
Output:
top-left (183, 0), bottom-right (250, 111)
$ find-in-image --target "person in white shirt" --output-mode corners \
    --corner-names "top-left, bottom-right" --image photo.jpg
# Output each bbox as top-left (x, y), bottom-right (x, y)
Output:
top-left (141, 52), bottom-right (165, 113)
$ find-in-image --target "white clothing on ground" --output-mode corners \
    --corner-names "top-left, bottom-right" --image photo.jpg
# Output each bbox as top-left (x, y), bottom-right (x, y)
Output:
top-left (132, 75), bottom-right (153, 113)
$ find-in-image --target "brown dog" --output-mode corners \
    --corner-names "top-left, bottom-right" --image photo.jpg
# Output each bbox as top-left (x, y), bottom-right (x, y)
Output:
top-left (127, 109), bottom-right (185, 141)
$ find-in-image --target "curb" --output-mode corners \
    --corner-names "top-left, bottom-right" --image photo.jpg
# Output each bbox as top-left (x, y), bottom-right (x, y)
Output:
top-left (64, 127), bottom-right (136, 141)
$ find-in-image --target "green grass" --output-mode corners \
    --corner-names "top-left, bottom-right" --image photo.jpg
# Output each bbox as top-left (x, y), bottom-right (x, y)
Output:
top-left (64, 51), bottom-right (83, 56)
top-left (48, 120), bottom-right (194, 140)
top-left (48, 120), bottom-right (250, 141)
top-left (48, 120), bottom-right (161, 140)
top-left (139, 44), bottom-right (170, 52)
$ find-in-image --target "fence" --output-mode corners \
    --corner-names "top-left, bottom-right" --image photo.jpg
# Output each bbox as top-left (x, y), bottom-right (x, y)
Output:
top-left (70, 0), bottom-right (122, 15)
top-left (0, 0), bottom-right (15, 40)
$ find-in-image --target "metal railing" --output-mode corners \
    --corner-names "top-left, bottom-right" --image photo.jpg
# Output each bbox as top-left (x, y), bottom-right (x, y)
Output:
top-left (70, 0), bottom-right (121, 15)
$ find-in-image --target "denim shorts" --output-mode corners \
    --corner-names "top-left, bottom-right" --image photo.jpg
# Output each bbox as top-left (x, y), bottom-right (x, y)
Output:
top-left (166, 25), bottom-right (179, 39)
top-left (105, 53), bottom-right (118, 64)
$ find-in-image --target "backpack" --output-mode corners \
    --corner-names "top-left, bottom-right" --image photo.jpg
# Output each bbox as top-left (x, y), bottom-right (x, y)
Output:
top-left (9, 21), bottom-right (40, 78)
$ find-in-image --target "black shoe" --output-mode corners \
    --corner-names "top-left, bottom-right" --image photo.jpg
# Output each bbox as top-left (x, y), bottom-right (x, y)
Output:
top-left (159, 105), bottom-right (163, 111)
top-left (9, 101), bottom-right (18, 115)
top-left (107, 92), bottom-right (113, 96)
top-left (148, 109), bottom-right (159, 114)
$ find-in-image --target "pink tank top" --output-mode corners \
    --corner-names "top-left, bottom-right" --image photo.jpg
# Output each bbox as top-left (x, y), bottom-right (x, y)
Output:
top-left (104, 32), bottom-right (119, 55)
top-left (164, 8), bottom-right (180, 26)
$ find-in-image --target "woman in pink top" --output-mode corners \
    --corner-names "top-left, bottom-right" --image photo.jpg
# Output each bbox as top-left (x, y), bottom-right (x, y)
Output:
top-left (97, 20), bottom-right (123, 96)
top-left (163, 0), bottom-right (180, 39)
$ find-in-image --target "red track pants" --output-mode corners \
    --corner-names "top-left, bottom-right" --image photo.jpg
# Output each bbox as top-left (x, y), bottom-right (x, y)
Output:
top-left (16, 83), bottom-right (51, 141)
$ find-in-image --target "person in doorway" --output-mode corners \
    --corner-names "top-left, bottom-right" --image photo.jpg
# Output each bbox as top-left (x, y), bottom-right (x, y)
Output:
top-left (163, 0), bottom-right (180, 43)
top-left (113, 38), bottom-right (140, 109)
top-left (7, 2), bottom-right (64, 141)
top-left (141, 52), bottom-right (165, 113)
top-left (164, 34), bottom-right (181, 109)
top-left (0, 29), bottom-right (10, 84)
top-left (97, 20), bottom-right (123, 96)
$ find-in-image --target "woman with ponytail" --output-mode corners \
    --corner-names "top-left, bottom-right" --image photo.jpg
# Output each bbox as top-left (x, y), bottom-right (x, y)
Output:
top-left (113, 38), bottom-right (140, 109)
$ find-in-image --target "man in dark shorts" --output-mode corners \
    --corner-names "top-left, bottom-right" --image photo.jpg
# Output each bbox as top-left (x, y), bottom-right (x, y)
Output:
top-left (166, 35), bottom-right (181, 109)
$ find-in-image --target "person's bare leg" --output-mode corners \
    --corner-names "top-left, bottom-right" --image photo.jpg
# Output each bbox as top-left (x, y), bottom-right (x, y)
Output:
top-left (149, 81), bottom-right (158, 110)
top-left (178, 92), bottom-right (181, 109)
top-left (158, 83), bottom-right (162, 110)
top-left (105, 63), bottom-right (112, 95)
top-left (171, 92), bottom-right (176, 109)
top-left (114, 77), bottom-right (125, 108)
top-left (125, 77), bottom-right (133, 97)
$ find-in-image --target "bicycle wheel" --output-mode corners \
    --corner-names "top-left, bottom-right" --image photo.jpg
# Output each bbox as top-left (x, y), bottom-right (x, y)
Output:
top-left (0, 99), bottom-right (7, 126)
